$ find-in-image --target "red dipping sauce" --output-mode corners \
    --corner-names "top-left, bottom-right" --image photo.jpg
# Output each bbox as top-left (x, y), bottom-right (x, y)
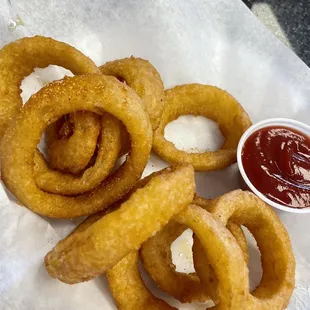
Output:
top-left (242, 126), bottom-right (310, 209)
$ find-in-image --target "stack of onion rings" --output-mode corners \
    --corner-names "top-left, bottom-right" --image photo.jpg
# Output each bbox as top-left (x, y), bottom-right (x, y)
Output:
top-left (45, 56), bottom-right (165, 168)
top-left (45, 165), bottom-right (196, 283)
top-left (1, 75), bottom-right (152, 218)
top-left (109, 190), bottom-right (295, 309)
top-left (0, 36), bottom-right (124, 196)
top-left (44, 167), bottom-right (255, 309)
top-left (38, 163), bottom-right (294, 309)
top-left (140, 196), bottom-right (249, 303)
top-left (44, 166), bottom-right (251, 309)
top-left (108, 203), bottom-right (250, 310)
top-left (0, 35), bottom-right (296, 310)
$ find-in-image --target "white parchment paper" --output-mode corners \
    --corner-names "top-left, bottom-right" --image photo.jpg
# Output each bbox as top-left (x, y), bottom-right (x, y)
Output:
top-left (0, 0), bottom-right (310, 309)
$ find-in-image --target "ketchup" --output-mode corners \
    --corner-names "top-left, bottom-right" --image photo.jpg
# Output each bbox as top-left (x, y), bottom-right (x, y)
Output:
top-left (242, 126), bottom-right (310, 209)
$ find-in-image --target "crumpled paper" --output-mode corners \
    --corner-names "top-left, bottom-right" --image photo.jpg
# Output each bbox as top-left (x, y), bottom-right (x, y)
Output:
top-left (0, 0), bottom-right (310, 309)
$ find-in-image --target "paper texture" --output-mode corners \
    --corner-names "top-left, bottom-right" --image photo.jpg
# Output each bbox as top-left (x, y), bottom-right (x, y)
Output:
top-left (0, 0), bottom-right (310, 309)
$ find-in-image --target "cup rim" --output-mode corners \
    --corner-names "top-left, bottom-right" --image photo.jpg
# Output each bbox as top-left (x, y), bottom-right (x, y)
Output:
top-left (237, 118), bottom-right (310, 214)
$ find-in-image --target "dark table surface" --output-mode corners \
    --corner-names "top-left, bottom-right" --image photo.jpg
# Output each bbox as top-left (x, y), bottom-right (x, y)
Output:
top-left (243, 0), bottom-right (310, 67)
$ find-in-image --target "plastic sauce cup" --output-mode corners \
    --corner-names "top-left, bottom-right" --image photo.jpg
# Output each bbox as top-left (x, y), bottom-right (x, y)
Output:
top-left (237, 118), bottom-right (310, 214)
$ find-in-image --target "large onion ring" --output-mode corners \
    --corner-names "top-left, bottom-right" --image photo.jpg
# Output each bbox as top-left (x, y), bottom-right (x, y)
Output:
top-left (45, 56), bottom-right (165, 174)
top-left (36, 58), bottom-right (164, 195)
top-left (153, 84), bottom-right (252, 171)
top-left (34, 112), bottom-right (122, 195)
top-left (193, 190), bottom-right (295, 309)
top-left (140, 196), bottom-right (249, 303)
top-left (109, 204), bottom-right (249, 309)
top-left (0, 35), bottom-right (101, 140)
top-left (44, 165), bottom-right (195, 283)
top-left (1, 75), bottom-right (152, 218)
top-left (45, 111), bottom-right (101, 174)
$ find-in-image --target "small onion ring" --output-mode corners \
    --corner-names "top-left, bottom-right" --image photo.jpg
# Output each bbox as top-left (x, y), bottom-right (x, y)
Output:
top-left (44, 165), bottom-right (195, 282)
top-left (193, 190), bottom-right (295, 310)
top-left (45, 111), bottom-right (101, 174)
top-left (34, 112), bottom-right (122, 195)
top-left (1, 75), bottom-right (152, 218)
top-left (140, 196), bottom-right (249, 303)
top-left (153, 84), bottom-right (252, 171)
top-left (100, 57), bottom-right (165, 155)
top-left (140, 219), bottom-right (209, 303)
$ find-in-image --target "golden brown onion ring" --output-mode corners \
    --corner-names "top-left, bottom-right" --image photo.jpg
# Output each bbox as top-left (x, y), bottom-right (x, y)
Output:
top-left (44, 165), bottom-right (195, 283)
top-left (0, 35), bottom-right (101, 141)
top-left (100, 57), bottom-right (165, 155)
top-left (45, 111), bottom-right (101, 174)
top-left (36, 57), bottom-right (164, 194)
top-left (193, 190), bottom-right (295, 310)
top-left (140, 219), bottom-right (208, 303)
top-left (45, 56), bottom-right (164, 174)
top-left (153, 84), bottom-right (252, 171)
top-left (34, 112), bottom-right (122, 195)
top-left (140, 196), bottom-right (249, 303)
top-left (108, 252), bottom-right (176, 310)
top-left (46, 205), bottom-right (174, 309)
top-left (1, 75), bottom-right (152, 218)
top-left (100, 56), bottom-right (165, 131)
top-left (193, 196), bottom-right (249, 263)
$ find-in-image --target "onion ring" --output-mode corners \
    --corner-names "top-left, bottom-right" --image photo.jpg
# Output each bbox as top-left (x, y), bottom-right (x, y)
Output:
top-left (140, 196), bottom-right (249, 303)
top-left (193, 196), bottom-right (249, 263)
top-left (48, 207), bottom-right (174, 309)
top-left (1, 75), bottom-right (152, 218)
top-left (36, 58), bottom-right (164, 195)
top-left (34, 112), bottom-right (122, 195)
top-left (108, 252), bottom-right (176, 310)
top-left (140, 219), bottom-right (208, 303)
top-left (153, 84), bottom-right (252, 171)
top-left (44, 165), bottom-right (195, 283)
top-left (45, 111), bottom-right (101, 174)
top-left (109, 204), bottom-right (249, 309)
top-left (100, 56), bottom-right (165, 131)
top-left (100, 57), bottom-right (165, 155)
top-left (0, 35), bottom-right (101, 141)
top-left (53, 203), bottom-right (175, 310)
top-left (193, 190), bottom-right (295, 309)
